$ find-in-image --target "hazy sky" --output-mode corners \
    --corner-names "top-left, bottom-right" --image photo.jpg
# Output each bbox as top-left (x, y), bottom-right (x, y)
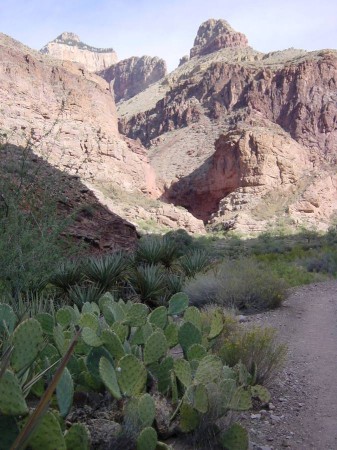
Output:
top-left (0, 0), bottom-right (336, 71)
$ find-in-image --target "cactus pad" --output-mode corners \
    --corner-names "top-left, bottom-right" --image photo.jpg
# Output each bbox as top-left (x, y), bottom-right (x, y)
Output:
top-left (117, 354), bottom-right (147, 396)
top-left (86, 346), bottom-right (114, 380)
top-left (148, 306), bottom-right (168, 329)
top-left (178, 322), bottom-right (202, 354)
top-left (185, 384), bottom-right (208, 413)
top-left (136, 426), bottom-right (157, 450)
top-left (36, 313), bottom-right (54, 335)
top-left (186, 344), bottom-right (207, 361)
top-left (0, 370), bottom-right (28, 416)
top-left (82, 327), bottom-right (103, 347)
top-left (79, 313), bottom-right (99, 331)
top-left (56, 367), bottom-right (74, 418)
top-left (65, 423), bottom-right (90, 450)
top-left (111, 322), bottom-right (129, 342)
top-left (164, 322), bottom-right (179, 348)
top-left (179, 402), bottom-right (199, 432)
top-left (0, 415), bottom-right (19, 449)
top-left (138, 393), bottom-right (156, 427)
top-left (11, 318), bottom-right (44, 372)
top-left (195, 355), bottom-right (223, 384)
top-left (220, 423), bottom-right (249, 450)
top-left (144, 331), bottom-right (168, 365)
top-left (173, 359), bottom-right (192, 388)
top-left (208, 309), bottom-right (224, 339)
top-left (27, 411), bottom-right (66, 450)
top-left (99, 356), bottom-right (121, 400)
top-left (102, 329), bottom-right (125, 360)
top-left (56, 308), bottom-right (72, 328)
top-left (250, 385), bottom-right (271, 403)
top-left (230, 387), bottom-right (252, 411)
top-left (125, 303), bottom-right (149, 327)
top-left (184, 307), bottom-right (202, 330)
top-left (168, 292), bottom-right (189, 315)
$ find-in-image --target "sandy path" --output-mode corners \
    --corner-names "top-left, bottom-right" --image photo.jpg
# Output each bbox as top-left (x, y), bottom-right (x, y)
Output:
top-left (245, 280), bottom-right (337, 450)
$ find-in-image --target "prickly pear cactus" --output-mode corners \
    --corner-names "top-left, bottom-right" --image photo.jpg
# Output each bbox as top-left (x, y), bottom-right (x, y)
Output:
top-left (183, 306), bottom-right (202, 330)
top-left (27, 411), bottom-right (66, 450)
top-left (138, 393), bottom-right (156, 427)
top-left (185, 384), bottom-right (209, 414)
top-left (99, 357), bottom-right (121, 399)
top-left (230, 387), bottom-right (252, 411)
top-left (0, 370), bottom-right (28, 416)
top-left (102, 329), bottom-right (125, 360)
top-left (178, 322), bottom-right (202, 354)
top-left (11, 318), bottom-right (44, 372)
top-left (144, 331), bottom-right (168, 365)
top-left (56, 308), bottom-right (72, 329)
top-left (179, 402), bottom-right (199, 432)
top-left (64, 423), bottom-right (90, 450)
top-left (56, 367), bottom-right (74, 418)
top-left (164, 322), bottom-right (179, 348)
top-left (173, 359), bottom-right (192, 388)
top-left (168, 292), bottom-right (189, 316)
top-left (220, 423), bottom-right (249, 450)
top-left (0, 415), bottom-right (19, 450)
top-left (194, 355), bottom-right (223, 384)
top-left (125, 303), bottom-right (149, 327)
top-left (81, 327), bottom-right (103, 347)
top-left (136, 426), bottom-right (157, 450)
top-left (36, 313), bottom-right (54, 335)
top-left (148, 306), bottom-right (168, 329)
top-left (208, 309), bottom-right (224, 339)
top-left (148, 356), bottom-right (174, 394)
top-left (117, 355), bottom-right (147, 396)
top-left (186, 343), bottom-right (207, 361)
top-left (250, 385), bottom-right (271, 403)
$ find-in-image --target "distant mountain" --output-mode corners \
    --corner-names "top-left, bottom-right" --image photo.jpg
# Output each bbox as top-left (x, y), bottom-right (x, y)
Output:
top-left (40, 31), bottom-right (118, 72)
top-left (118, 19), bottom-right (337, 233)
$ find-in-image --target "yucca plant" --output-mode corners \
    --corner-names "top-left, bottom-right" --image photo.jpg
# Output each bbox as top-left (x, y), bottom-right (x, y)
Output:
top-left (135, 235), bottom-right (179, 268)
top-left (178, 250), bottom-right (210, 278)
top-left (49, 261), bottom-right (83, 293)
top-left (84, 252), bottom-right (129, 291)
top-left (165, 272), bottom-right (185, 296)
top-left (67, 284), bottom-right (103, 307)
top-left (129, 264), bottom-right (166, 305)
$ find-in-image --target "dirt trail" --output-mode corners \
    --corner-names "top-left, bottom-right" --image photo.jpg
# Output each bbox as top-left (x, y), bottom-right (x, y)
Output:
top-left (245, 280), bottom-right (337, 450)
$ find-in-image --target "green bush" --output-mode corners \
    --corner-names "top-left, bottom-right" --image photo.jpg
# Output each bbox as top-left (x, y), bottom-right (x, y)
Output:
top-left (84, 252), bottom-right (129, 291)
top-left (185, 258), bottom-right (288, 312)
top-left (135, 235), bottom-right (179, 268)
top-left (219, 326), bottom-right (287, 386)
top-left (178, 250), bottom-right (211, 278)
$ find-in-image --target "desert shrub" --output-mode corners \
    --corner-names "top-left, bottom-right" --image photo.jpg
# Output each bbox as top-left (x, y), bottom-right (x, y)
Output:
top-left (164, 228), bottom-right (194, 255)
top-left (185, 258), bottom-right (288, 312)
top-left (135, 235), bottom-right (179, 267)
top-left (305, 252), bottom-right (337, 276)
top-left (219, 326), bottom-right (287, 385)
top-left (178, 249), bottom-right (211, 278)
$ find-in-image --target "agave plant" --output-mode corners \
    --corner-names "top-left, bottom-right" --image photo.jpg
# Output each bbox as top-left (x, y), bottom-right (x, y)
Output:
top-left (129, 264), bottom-right (166, 305)
top-left (84, 252), bottom-right (129, 291)
top-left (178, 250), bottom-right (210, 278)
top-left (68, 284), bottom-right (103, 307)
top-left (49, 261), bottom-right (83, 293)
top-left (135, 235), bottom-right (179, 268)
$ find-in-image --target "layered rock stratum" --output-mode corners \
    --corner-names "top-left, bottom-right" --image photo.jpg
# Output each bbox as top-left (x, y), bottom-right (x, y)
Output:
top-left (118, 19), bottom-right (337, 233)
top-left (98, 56), bottom-right (167, 102)
top-left (40, 32), bottom-right (118, 72)
top-left (0, 32), bottom-right (205, 247)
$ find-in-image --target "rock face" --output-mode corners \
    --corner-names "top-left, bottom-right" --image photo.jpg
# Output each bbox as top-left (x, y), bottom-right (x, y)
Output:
top-left (190, 19), bottom-right (249, 58)
top-left (40, 32), bottom-right (118, 72)
top-left (118, 20), bottom-right (337, 233)
top-left (98, 56), bottom-right (167, 102)
top-left (0, 32), bottom-right (205, 239)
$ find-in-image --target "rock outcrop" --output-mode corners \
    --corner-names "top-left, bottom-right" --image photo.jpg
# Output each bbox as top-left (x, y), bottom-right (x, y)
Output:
top-left (98, 56), bottom-right (167, 102)
top-left (0, 32), bottom-right (205, 238)
top-left (40, 32), bottom-right (118, 72)
top-left (190, 19), bottom-right (249, 58)
top-left (118, 20), bottom-right (337, 233)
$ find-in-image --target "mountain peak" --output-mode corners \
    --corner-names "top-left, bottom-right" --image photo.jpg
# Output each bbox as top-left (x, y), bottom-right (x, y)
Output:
top-left (56, 32), bottom-right (81, 43)
top-left (190, 19), bottom-right (249, 58)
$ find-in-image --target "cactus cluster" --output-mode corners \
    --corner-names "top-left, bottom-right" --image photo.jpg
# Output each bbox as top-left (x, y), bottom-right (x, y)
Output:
top-left (0, 292), bottom-right (271, 450)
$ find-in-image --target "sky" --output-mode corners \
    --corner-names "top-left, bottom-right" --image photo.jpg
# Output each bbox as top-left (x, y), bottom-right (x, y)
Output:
top-left (0, 0), bottom-right (336, 71)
